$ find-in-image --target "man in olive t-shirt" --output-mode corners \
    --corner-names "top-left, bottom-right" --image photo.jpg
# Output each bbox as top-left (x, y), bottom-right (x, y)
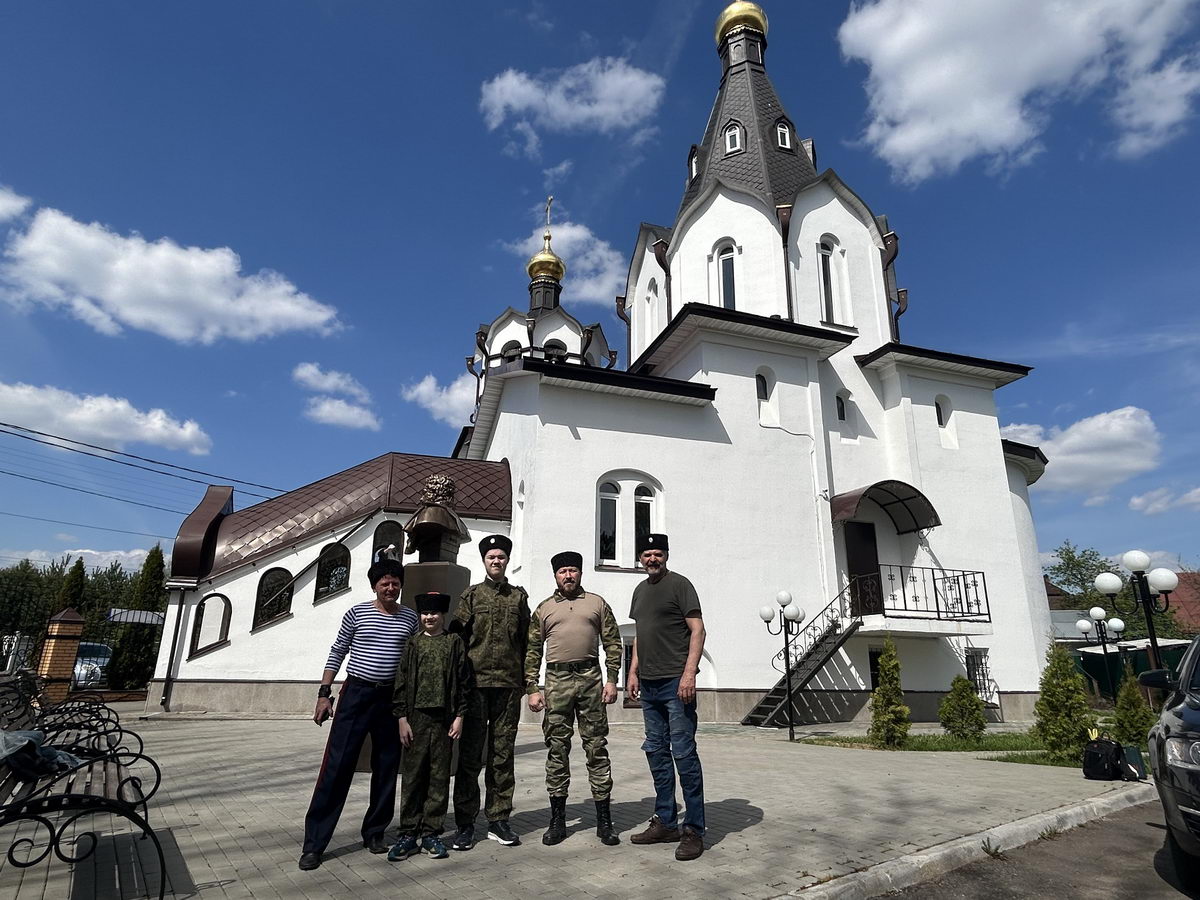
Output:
top-left (626, 533), bottom-right (707, 862)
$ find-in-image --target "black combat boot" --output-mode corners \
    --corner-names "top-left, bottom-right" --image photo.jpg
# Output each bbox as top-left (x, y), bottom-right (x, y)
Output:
top-left (595, 798), bottom-right (620, 845)
top-left (542, 795), bottom-right (567, 846)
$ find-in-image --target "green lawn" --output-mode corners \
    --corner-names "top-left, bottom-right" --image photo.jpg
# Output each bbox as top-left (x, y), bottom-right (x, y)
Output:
top-left (986, 751), bottom-right (1080, 767)
top-left (800, 732), bottom-right (1045, 752)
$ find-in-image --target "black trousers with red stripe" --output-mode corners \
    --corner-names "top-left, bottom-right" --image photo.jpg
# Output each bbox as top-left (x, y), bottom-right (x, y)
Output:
top-left (302, 677), bottom-right (400, 854)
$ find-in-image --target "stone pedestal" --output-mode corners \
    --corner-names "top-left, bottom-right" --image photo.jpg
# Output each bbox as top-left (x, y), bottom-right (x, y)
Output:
top-left (401, 561), bottom-right (472, 619)
top-left (36, 608), bottom-right (84, 705)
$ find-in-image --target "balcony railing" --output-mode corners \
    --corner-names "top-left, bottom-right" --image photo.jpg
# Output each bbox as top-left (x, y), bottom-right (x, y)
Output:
top-left (850, 565), bottom-right (990, 622)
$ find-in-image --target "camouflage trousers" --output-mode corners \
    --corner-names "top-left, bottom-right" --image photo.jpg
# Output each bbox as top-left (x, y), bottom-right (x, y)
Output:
top-left (453, 686), bottom-right (522, 825)
top-left (542, 665), bottom-right (612, 800)
top-left (398, 707), bottom-right (453, 836)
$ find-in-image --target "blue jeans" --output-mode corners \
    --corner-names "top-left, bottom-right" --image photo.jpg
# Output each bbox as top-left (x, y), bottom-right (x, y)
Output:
top-left (639, 676), bottom-right (704, 833)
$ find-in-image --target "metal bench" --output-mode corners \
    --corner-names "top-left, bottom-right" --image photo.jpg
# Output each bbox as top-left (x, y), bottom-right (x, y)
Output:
top-left (0, 675), bottom-right (144, 756)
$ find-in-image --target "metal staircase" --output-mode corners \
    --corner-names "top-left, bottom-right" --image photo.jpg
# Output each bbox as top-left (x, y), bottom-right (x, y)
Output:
top-left (741, 580), bottom-right (863, 728)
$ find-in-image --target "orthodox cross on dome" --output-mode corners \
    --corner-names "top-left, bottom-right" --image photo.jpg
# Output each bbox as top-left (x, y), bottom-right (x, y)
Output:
top-left (545, 194), bottom-right (554, 229)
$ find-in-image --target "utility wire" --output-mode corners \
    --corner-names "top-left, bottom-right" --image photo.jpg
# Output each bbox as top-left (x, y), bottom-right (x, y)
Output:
top-left (0, 421), bottom-right (285, 494)
top-left (0, 468), bottom-right (188, 515)
top-left (0, 446), bottom-right (202, 507)
top-left (0, 510), bottom-right (175, 540)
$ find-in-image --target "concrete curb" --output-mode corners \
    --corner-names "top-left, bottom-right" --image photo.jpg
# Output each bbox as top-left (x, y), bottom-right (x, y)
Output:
top-left (781, 782), bottom-right (1157, 899)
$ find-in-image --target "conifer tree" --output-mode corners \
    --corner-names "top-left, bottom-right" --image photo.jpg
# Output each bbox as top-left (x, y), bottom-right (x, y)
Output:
top-left (939, 674), bottom-right (987, 742)
top-left (1033, 641), bottom-right (1094, 761)
top-left (106, 546), bottom-right (167, 690)
top-left (56, 557), bottom-right (86, 611)
top-left (868, 635), bottom-right (910, 749)
top-left (1113, 662), bottom-right (1156, 746)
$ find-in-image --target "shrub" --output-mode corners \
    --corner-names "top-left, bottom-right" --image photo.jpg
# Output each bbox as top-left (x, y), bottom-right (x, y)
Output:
top-left (868, 636), bottom-right (910, 749)
top-left (1032, 642), bottom-right (1094, 761)
top-left (939, 675), bottom-right (987, 742)
top-left (1113, 662), bottom-right (1156, 746)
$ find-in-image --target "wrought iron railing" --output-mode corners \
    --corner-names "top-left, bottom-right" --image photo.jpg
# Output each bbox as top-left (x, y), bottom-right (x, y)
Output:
top-left (772, 579), bottom-right (861, 675)
top-left (852, 565), bottom-right (990, 622)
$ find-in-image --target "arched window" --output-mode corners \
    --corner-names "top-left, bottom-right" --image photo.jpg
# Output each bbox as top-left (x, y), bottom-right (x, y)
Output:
top-left (756, 366), bottom-right (778, 426)
top-left (501, 340), bottom-right (521, 362)
top-left (934, 394), bottom-right (958, 449)
top-left (314, 543), bottom-right (352, 602)
top-left (776, 121), bottom-right (791, 149)
top-left (598, 482), bottom-right (620, 564)
top-left (688, 148), bottom-right (698, 180)
top-left (544, 339), bottom-right (568, 362)
top-left (724, 123), bottom-right (742, 154)
top-left (935, 399), bottom-right (947, 428)
top-left (373, 521), bottom-right (405, 563)
top-left (634, 485), bottom-right (656, 564)
top-left (836, 395), bottom-right (847, 422)
top-left (189, 593), bottom-right (231, 657)
top-left (718, 245), bottom-right (736, 310)
top-left (755, 374), bottom-right (769, 402)
top-left (818, 236), bottom-right (847, 324)
top-left (254, 568), bottom-right (294, 630)
top-left (835, 389), bottom-right (856, 436)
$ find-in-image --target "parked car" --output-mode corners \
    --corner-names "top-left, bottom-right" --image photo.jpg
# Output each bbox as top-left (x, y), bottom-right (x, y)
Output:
top-left (73, 641), bottom-right (114, 688)
top-left (1141, 637), bottom-right (1200, 889)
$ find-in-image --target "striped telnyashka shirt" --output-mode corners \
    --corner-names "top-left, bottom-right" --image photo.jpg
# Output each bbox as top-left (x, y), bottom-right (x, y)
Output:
top-left (324, 601), bottom-right (419, 683)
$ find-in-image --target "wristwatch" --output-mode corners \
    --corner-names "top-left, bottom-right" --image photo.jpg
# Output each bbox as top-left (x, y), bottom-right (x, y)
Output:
top-left (317, 685), bottom-right (332, 699)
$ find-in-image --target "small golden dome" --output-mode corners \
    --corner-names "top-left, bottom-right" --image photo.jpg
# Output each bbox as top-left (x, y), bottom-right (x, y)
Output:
top-left (526, 229), bottom-right (566, 281)
top-left (715, 1), bottom-right (768, 46)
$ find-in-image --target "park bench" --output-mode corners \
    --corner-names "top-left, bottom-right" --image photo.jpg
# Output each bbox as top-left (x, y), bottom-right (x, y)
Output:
top-left (0, 737), bottom-right (166, 900)
top-left (0, 675), bottom-right (144, 756)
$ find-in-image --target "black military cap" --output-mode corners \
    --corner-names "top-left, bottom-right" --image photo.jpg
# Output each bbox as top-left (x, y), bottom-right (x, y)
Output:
top-left (637, 533), bottom-right (669, 554)
top-left (551, 551), bottom-right (583, 572)
top-left (416, 592), bottom-right (451, 614)
top-left (479, 534), bottom-right (513, 557)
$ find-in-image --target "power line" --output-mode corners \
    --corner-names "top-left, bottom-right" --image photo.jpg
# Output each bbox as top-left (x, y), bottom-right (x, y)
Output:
top-left (0, 510), bottom-right (175, 540)
top-left (0, 446), bottom-right (203, 508)
top-left (0, 468), bottom-right (188, 515)
top-left (0, 421), bottom-right (286, 493)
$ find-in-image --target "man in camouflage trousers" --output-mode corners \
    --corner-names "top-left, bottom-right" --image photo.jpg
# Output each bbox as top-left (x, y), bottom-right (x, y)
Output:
top-left (526, 550), bottom-right (622, 846)
top-left (449, 534), bottom-right (531, 850)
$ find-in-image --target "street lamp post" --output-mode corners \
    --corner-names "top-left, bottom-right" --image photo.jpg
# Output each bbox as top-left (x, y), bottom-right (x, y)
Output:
top-left (1094, 550), bottom-right (1179, 671)
top-left (1075, 607), bottom-right (1125, 701)
top-left (759, 591), bottom-right (806, 743)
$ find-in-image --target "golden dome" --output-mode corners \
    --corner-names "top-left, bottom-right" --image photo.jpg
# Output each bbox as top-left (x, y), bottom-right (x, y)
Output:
top-left (715, 1), bottom-right (768, 45)
top-left (526, 229), bottom-right (566, 281)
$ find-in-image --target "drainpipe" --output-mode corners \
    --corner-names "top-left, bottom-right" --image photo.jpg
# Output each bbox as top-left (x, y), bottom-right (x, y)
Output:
top-left (652, 239), bottom-right (672, 320)
top-left (777, 205), bottom-right (794, 320)
top-left (160, 586), bottom-right (192, 709)
top-left (615, 296), bottom-right (630, 369)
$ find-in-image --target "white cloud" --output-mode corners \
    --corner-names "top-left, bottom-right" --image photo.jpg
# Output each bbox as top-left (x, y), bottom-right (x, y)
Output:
top-left (1130, 487), bottom-right (1176, 514)
top-left (543, 159), bottom-right (574, 189)
top-left (504, 121), bottom-right (543, 160)
top-left (1, 547), bottom-right (154, 571)
top-left (838, 0), bottom-right (1200, 182)
top-left (2, 207), bottom-right (340, 343)
top-left (506, 221), bottom-right (625, 304)
top-left (0, 381), bottom-right (212, 455)
top-left (1000, 406), bottom-right (1160, 502)
top-left (0, 185), bottom-right (31, 223)
top-left (292, 362), bottom-right (370, 403)
top-left (480, 57), bottom-right (666, 153)
top-left (1179, 487), bottom-right (1200, 510)
top-left (402, 373), bottom-right (477, 428)
top-left (303, 396), bottom-right (380, 431)
top-left (1108, 549), bottom-right (1184, 571)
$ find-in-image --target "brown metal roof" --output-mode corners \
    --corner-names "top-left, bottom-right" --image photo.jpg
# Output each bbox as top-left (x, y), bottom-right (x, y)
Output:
top-left (830, 480), bottom-right (941, 535)
top-left (171, 452), bottom-right (511, 582)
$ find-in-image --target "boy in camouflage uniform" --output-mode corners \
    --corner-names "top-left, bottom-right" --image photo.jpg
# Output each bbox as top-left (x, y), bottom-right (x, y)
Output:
top-left (449, 534), bottom-right (531, 849)
top-left (526, 551), bottom-right (622, 846)
top-left (388, 592), bottom-right (472, 861)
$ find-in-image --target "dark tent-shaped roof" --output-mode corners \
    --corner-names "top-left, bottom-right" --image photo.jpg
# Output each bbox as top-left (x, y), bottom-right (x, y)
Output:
top-left (830, 480), bottom-right (941, 535)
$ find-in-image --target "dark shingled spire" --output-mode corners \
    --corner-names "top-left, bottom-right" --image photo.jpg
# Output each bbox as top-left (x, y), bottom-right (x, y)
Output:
top-left (676, 16), bottom-right (818, 226)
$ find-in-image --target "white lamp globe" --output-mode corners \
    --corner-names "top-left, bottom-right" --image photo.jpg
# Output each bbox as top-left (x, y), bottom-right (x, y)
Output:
top-left (758, 605), bottom-right (775, 623)
top-left (783, 603), bottom-right (804, 623)
top-left (776, 590), bottom-right (793, 607)
top-left (1148, 568), bottom-right (1180, 594)
top-left (1109, 618), bottom-right (1125, 634)
top-left (1094, 572), bottom-right (1123, 596)
top-left (1089, 606), bottom-right (1107, 621)
top-left (1122, 550), bottom-right (1152, 573)
top-left (1076, 619), bottom-right (1093, 634)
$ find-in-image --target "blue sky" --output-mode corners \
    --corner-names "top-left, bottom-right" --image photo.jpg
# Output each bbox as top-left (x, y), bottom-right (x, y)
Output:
top-left (1, 0), bottom-right (1198, 573)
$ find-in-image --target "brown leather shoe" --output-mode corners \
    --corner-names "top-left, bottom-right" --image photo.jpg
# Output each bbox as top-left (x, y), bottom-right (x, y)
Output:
top-left (629, 815), bottom-right (681, 844)
top-left (675, 826), bottom-right (703, 861)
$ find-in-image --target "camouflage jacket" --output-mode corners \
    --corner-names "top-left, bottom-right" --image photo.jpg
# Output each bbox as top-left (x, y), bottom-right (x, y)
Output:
top-left (452, 579), bottom-right (531, 689)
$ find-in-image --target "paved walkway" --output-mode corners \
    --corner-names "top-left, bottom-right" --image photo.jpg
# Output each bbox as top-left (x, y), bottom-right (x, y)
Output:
top-left (0, 714), bottom-right (1146, 899)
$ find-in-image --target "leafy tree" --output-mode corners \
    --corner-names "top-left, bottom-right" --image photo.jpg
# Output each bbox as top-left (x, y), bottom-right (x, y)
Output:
top-left (1044, 539), bottom-right (1188, 640)
top-left (939, 675), bottom-right (987, 742)
top-left (1033, 642), bottom-right (1095, 761)
top-left (106, 546), bottom-right (167, 690)
top-left (55, 558), bottom-right (87, 611)
top-left (868, 636), bottom-right (910, 749)
top-left (1113, 662), bottom-right (1157, 746)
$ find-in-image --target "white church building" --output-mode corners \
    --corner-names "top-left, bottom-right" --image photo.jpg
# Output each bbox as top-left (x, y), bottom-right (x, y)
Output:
top-left (153, 2), bottom-right (1052, 725)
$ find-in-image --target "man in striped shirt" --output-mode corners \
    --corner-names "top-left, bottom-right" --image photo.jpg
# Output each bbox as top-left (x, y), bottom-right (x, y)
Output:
top-left (299, 559), bottom-right (419, 871)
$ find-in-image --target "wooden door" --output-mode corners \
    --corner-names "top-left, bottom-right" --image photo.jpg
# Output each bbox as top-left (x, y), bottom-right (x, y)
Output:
top-left (845, 522), bottom-right (882, 616)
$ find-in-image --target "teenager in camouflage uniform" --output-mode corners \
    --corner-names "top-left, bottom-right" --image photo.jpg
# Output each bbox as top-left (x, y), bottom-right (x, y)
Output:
top-left (525, 550), bottom-right (622, 846)
top-left (449, 534), bottom-right (531, 850)
top-left (388, 592), bottom-right (472, 861)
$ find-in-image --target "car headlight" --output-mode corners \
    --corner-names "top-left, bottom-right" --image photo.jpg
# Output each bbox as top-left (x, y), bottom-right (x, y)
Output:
top-left (1165, 736), bottom-right (1200, 770)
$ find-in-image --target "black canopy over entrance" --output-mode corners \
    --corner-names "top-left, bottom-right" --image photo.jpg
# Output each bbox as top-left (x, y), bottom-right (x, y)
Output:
top-left (829, 480), bottom-right (941, 535)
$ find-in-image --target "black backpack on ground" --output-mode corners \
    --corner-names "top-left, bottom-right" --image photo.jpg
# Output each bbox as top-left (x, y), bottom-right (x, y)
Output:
top-left (1082, 736), bottom-right (1124, 780)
